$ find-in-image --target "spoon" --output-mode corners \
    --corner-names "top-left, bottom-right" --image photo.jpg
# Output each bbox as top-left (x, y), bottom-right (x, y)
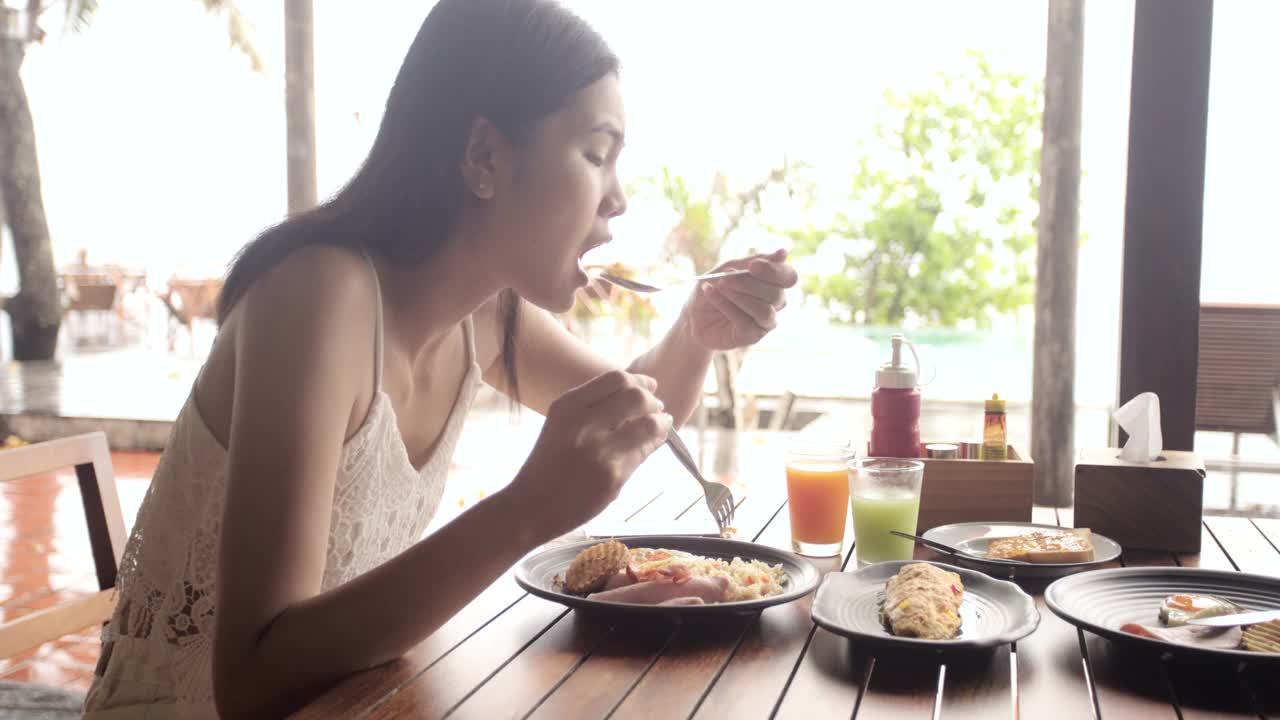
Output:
top-left (889, 530), bottom-right (1032, 565)
top-left (596, 269), bottom-right (751, 293)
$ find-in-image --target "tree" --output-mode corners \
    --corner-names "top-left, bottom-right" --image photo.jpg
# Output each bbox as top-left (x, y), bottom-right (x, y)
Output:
top-left (787, 51), bottom-right (1042, 328)
top-left (0, 0), bottom-right (262, 360)
top-left (632, 162), bottom-right (801, 275)
top-left (623, 160), bottom-right (802, 428)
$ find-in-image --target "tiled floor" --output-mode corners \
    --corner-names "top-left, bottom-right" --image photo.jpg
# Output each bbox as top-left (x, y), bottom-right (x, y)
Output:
top-left (0, 451), bottom-right (156, 693)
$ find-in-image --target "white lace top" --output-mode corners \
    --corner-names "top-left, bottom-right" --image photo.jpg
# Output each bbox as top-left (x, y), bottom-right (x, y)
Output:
top-left (82, 264), bottom-right (481, 719)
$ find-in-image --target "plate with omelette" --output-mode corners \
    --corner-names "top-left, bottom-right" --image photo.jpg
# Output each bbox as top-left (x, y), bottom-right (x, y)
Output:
top-left (810, 561), bottom-right (1040, 655)
top-left (922, 522), bottom-right (1122, 579)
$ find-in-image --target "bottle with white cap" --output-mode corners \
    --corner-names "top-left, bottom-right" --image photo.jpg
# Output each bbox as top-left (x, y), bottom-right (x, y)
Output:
top-left (868, 334), bottom-right (922, 458)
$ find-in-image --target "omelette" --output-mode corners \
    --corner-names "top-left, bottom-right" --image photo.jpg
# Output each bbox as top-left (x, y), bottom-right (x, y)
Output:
top-left (882, 563), bottom-right (964, 640)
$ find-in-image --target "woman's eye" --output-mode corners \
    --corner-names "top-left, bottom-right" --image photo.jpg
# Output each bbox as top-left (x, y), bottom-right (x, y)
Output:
top-left (585, 153), bottom-right (605, 167)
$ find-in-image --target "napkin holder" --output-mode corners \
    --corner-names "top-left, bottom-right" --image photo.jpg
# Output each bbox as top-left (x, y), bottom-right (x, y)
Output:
top-left (916, 445), bottom-right (1034, 533)
top-left (1073, 448), bottom-right (1205, 552)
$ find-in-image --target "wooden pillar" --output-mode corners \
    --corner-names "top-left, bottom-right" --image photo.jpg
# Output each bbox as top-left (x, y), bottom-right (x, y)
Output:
top-left (285, 0), bottom-right (317, 214)
top-left (1032, 0), bottom-right (1084, 506)
top-left (1118, 0), bottom-right (1213, 451)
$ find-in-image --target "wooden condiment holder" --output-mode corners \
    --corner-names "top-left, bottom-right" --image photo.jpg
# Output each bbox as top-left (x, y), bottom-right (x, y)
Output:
top-left (914, 443), bottom-right (1035, 533)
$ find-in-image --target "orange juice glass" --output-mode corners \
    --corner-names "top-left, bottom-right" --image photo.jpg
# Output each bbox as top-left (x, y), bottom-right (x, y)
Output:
top-left (785, 439), bottom-right (853, 556)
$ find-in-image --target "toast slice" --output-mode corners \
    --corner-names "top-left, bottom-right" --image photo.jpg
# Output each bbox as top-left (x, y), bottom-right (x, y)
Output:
top-left (1242, 620), bottom-right (1280, 654)
top-left (987, 528), bottom-right (1095, 563)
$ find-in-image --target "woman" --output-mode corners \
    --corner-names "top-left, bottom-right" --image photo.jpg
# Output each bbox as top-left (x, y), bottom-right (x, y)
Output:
top-left (83, 0), bottom-right (796, 716)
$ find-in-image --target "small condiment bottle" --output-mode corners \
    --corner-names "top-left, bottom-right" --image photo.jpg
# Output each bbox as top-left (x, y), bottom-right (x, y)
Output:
top-left (868, 334), bottom-right (922, 458)
top-left (982, 394), bottom-right (1008, 460)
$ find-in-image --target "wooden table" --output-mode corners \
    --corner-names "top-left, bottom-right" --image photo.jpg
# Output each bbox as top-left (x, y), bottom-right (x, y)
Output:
top-left (294, 450), bottom-right (1280, 719)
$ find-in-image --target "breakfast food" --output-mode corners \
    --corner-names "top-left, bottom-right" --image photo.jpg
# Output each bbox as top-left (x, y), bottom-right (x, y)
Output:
top-left (986, 529), bottom-right (1095, 563)
top-left (881, 563), bottom-right (964, 640)
top-left (1119, 622), bottom-right (1244, 649)
top-left (1119, 595), bottom-right (1276, 655)
top-left (1158, 593), bottom-right (1245, 627)
top-left (1242, 620), bottom-right (1280, 653)
top-left (562, 539), bottom-right (628, 595)
top-left (556, 541), bottom-right (787, 606)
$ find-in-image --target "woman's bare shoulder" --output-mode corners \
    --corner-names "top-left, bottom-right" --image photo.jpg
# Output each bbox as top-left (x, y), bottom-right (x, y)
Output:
top-left (235, 245), bottom-right (378, 336)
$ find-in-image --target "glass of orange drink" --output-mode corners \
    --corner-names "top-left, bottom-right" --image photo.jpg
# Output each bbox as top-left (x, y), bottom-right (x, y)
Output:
top-left (785, 438), bottom-right (854, 556)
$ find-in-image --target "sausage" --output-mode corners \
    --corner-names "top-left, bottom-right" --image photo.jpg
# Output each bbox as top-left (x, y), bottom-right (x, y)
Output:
top-left (588, 576), bottom-right (729, 605)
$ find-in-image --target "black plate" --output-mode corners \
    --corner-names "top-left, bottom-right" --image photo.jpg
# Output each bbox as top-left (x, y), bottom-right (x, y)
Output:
top-left (515, 535), bottom-right (821, 617)
top-left (1045, 567), bottom-right (1280, 665)
top-left (810, 560), bottom-right (1040, 654)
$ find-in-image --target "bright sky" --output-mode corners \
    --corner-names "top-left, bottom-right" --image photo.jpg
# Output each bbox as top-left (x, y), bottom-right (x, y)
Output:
top-left (8, 0), bottom-right (1276, 312)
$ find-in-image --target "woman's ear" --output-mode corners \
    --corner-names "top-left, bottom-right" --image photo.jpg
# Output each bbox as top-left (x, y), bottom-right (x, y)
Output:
top-left (460, 117), bottom-right (509, 200)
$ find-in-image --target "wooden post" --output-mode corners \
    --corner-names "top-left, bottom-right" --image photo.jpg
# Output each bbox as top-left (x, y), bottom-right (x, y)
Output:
top-left (1119, 0), bottom-right (1213, 451)
top-left (285, 0), bottom-right (317, 214)
top-left (1032, 0), bottom-right (1085, 506)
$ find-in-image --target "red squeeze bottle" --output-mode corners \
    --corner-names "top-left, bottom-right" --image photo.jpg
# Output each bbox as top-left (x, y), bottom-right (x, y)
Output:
top-left (869, 334), bottom-right (922, 458)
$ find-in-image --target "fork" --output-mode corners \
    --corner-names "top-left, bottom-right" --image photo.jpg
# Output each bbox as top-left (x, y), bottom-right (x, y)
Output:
top-left (597, 269), bottom-right (750, 293)
top-left (664, 431), bottom-right (736, 534)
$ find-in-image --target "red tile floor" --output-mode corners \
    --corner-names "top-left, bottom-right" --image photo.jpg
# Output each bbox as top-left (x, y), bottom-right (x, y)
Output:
top-left (0, 451), bottom-right (157, 693)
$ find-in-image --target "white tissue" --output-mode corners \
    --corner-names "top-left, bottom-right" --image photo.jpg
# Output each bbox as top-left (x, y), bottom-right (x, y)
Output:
top-left (1113, 392), bottom-right (1163, 462)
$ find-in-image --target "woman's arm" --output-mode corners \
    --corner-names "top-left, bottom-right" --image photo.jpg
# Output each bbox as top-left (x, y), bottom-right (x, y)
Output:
top-left (484, 250), bottom-right (796, 426)
top-left (212, 250), bottom-right (667, 718)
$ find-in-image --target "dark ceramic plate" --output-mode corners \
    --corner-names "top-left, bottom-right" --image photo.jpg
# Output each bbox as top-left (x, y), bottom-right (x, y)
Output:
top-left (1045, 567), bottom-right (1280, 665)
top-left (515, 535), bottom-right (821, 617)
top-left (810, 560), bottom-right (1040, 654)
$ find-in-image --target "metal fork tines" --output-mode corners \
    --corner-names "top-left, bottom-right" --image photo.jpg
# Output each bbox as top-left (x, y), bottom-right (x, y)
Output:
top-left (664, 431), bottom-right (735, 534)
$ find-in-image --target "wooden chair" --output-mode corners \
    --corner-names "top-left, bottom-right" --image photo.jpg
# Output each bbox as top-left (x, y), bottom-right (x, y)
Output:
top-left (0, 432), bottom-right (126, 661)
top-left (60, 273), bottom-right (121, 346)
top-left (1196, 303), bottom-right (1280, 452)
top-left (158, 277), bottom-right (223, 353)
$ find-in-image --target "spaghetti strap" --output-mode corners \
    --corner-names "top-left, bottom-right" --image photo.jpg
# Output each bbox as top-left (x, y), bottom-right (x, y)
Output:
top-left (361, 249), bottom-right (386, 394)
top-left (462, 314), bottom-right (478, 370)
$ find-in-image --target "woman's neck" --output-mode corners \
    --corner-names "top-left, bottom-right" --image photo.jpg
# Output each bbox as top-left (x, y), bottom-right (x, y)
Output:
top-left (371, 234), bottom-right (500, 365)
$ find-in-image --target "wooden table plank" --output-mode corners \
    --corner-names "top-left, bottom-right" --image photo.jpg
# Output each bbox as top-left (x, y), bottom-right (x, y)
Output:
top-left (773, 625), bottom-right (865, 720)
top-left (1203, 515), bottom-right (1280, 575)
top-left (290, 570), bottom-right (527, 719)
top-left (1177, 521), bottom-right (1237, 571)
top-left (524, 622), bottom-right (674, 720)
top-left (609, 615), bottom-right (754, 720)
top-left (1248, 517), bottom-right (1280, 556)
top-left (1013, 507), bottom-right (1097, 720)
top-left (366, 597), bottom-right (571, 718)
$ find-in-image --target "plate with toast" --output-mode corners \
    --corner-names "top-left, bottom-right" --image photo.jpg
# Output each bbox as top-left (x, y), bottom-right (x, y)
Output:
top-left (921, 522), bottom-right (1121, 579)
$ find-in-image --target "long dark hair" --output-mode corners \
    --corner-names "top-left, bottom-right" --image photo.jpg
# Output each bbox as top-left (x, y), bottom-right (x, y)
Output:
top-left (217, 0), bottom-right (619, 401)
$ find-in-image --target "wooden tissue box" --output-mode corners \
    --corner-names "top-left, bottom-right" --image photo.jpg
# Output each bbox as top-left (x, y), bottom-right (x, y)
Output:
top-left (1073, 448), bottom-right (1205, 553)
top-left (916, 445), bottom-right (1034, 533)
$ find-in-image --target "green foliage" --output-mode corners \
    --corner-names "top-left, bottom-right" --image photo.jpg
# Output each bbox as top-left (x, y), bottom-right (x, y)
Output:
top-left (63, 1), bottom-right (99, 34)
top-left (628, 161), bottom-right (802, 274)
top-left (787, 51), bottom-right (1042, 328)
top-left (56, 0), bottom-right (264, 74)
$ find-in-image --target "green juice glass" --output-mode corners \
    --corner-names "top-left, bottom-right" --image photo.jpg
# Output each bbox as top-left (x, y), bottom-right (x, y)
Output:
top-left (849, 458), bottom-right (924, 567)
